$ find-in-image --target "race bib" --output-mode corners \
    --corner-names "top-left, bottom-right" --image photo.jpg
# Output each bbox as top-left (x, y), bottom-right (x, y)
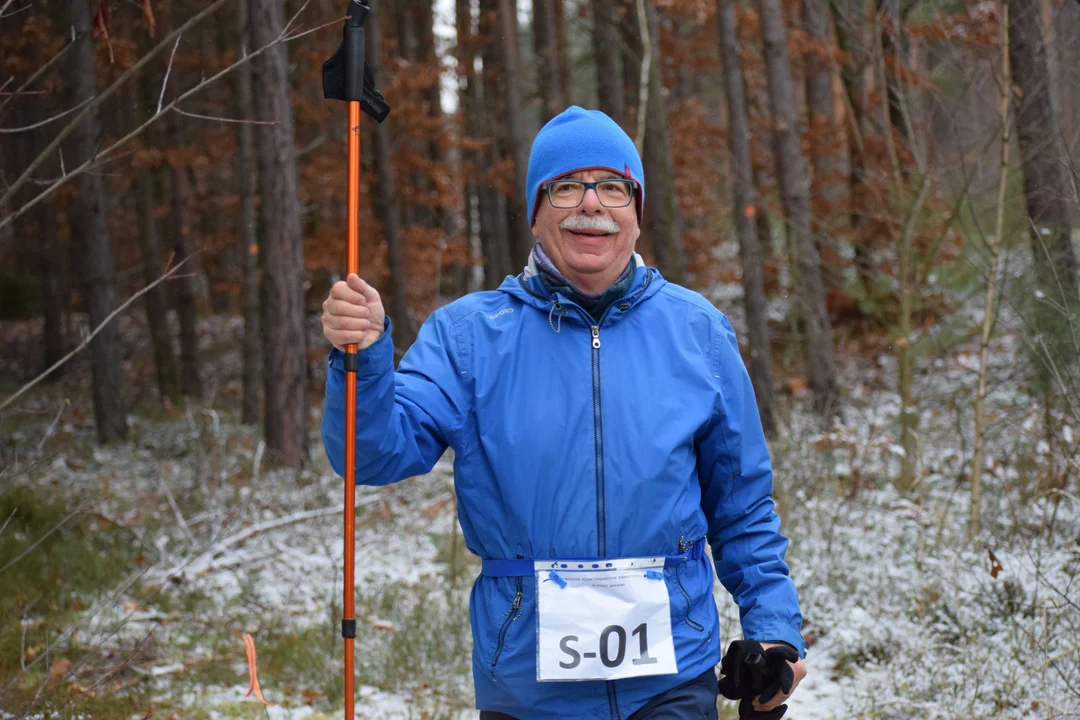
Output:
top-left (535, 556), bottom-right (679, 682)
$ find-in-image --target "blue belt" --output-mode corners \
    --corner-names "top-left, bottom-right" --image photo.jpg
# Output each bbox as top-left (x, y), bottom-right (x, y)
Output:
top-left (481, 537), bottom-right (707, 577)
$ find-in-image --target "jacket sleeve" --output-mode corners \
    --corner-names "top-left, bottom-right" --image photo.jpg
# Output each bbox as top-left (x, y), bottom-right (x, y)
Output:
top-left (321, 309), bottom-right (469, 485)
top-left (696, 314), bottom-right (806, 657)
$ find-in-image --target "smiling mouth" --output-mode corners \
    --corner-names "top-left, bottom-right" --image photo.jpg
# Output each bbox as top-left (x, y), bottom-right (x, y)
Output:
top-left (567, 229), bottom-right (612, 238)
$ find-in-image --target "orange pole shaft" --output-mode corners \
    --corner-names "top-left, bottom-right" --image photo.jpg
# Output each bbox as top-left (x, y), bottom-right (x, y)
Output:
top-left (343, 99), bottom-right (361, 720)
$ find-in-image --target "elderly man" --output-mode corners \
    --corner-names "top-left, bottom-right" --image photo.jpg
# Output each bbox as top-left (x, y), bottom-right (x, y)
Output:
top-left (321, 107), bottom-right (806, 720)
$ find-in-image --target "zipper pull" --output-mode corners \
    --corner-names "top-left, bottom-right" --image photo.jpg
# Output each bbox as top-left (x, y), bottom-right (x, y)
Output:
top-left (591, 326), bottom-right (600, 349)
top-left (510, 591), bottom-right (523, 612)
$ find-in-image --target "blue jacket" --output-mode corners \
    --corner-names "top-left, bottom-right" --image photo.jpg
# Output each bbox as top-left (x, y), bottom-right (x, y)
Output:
top-left (321, 266), bottom-right (804, 719)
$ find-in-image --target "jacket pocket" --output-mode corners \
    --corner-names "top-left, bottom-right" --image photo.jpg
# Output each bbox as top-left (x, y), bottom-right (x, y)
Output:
top-left (490, 576), bottom-right (524, 672)
top-left (673, 562), bottom-right (705, 632)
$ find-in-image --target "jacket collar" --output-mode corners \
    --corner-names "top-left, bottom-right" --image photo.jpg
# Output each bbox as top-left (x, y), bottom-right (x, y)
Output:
top-left (500, 260), bottom-right (665, 322)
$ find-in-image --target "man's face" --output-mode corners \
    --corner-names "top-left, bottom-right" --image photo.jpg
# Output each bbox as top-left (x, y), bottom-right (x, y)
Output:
top-left (531, 169), bottom-right (641, 293)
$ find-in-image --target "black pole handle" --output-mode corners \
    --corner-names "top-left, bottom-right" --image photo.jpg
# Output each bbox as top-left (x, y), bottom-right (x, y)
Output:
top-left (344, 0), bottom-right (369, 102)
top-left (322, 0), bottom-right (391, 122)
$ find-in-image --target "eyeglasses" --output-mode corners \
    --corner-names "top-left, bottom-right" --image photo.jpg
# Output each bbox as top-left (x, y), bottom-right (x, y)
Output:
top-left (543, 179), bottom-right (637, 210)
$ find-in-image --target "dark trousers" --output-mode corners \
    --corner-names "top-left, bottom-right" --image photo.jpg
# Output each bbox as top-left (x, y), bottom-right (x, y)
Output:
top-left (479, 668), bottom-right (719, 720)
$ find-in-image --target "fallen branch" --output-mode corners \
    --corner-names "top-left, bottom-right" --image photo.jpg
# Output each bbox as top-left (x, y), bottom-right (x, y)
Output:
top-left (172, 499), bottom-right (379, 577)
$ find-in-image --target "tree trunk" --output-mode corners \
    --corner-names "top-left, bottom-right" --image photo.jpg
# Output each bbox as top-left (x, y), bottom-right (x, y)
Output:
top-left (970, 0), bottom-right (1013, 537)
top-left (593, 0), bottom-right (624, 125)
top-left (369, 5), bottom-right (415, 351)
top-left (834, 0), bottom-right (873, 299)
top-left (456, 0), bottom-right (485, 292)
top-left (803, 0), bottom-right (845, 289)
top-left (169, 160), bottom-right (203, 398)
top-left (759, 0), bottom-right (839, 416)
top-left (1008, 0), bottom-right (1080, 306)
top-left (478, 0), bottom-right (514, 284)
top-left (158, 0), bottom-right (202, 400)
top-left (138, 176), bottom-right (182, 404)
top-left (1055, 1), bottom-right (1079, 163)
top-left (534, 0), bottom-right (564, 123)
top-left (620, 0), bottom-right (642, 129)
top-left (250, 0), bottom-right (309, 468)
top-left (29, 70), bottom-right (66, 379)
top-left (877, 0), bottom-right (910, 145)
top-left (717, 0), bottom-right (778, 437)
top-left (129, 31), bottom-right (182, 406)
top-left (496, 0), bottom-right (533, 268)
top-left (394, 1), bottom-right (424, 230)
top-left (642, 0), bottom-right (685, 284)
top-left (37, 201), bottom-right (65, 378)
top-left (66, 0), bottom-right (127, 443)
top-left (237, 0), bottom-right (261, 425)
top-left (417, 0), bottom-right (456, 261)
top-left (553, 0), bottom-right (572, 104)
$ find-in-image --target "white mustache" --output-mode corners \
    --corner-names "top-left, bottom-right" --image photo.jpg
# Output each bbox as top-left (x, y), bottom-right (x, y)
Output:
top-left (559, 215), bottom-right (621, 234)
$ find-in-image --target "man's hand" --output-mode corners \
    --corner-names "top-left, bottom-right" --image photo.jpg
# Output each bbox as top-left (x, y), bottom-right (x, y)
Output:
top-left (751, 642), bottom-right (806, 714)
top-left (321, 274), bottom-right (385, 352)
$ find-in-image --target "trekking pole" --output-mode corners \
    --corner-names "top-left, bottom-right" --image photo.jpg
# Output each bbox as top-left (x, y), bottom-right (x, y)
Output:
top-left (321, 4), bottom-right (390, 718)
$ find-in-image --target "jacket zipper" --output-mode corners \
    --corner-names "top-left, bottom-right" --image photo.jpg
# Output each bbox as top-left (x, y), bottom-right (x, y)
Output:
top-left (490, 577), bottom-right (523, 671)
top-left (590, 323), bottom-right (606, 555)
top-left (606, 680), bottom-right (621, 720)
top-left (674, 536), bottom-right (704, 632)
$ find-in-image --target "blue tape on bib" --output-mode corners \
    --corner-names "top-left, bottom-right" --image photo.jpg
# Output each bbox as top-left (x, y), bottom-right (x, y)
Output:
top-left (547, 570), bottom-right (568, 588)
top-left (645, 570), bottom-right (664, 580)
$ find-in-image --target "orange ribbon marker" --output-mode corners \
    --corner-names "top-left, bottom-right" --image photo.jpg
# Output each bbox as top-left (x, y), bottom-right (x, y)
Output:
top-left (242, 632), bottom-right (271, 706)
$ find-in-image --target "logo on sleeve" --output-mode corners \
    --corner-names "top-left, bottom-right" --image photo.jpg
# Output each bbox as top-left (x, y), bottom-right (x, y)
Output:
top-left (488, 307), bottom-right (514, 321)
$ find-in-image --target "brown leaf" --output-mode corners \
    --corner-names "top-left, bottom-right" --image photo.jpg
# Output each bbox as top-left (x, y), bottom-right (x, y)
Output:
top-left (988, 548), bottom-right (1003, 579)
top-left (49, 657), bottom-right (72, 681)
top-left (785, 377), bottom-right (808, 396)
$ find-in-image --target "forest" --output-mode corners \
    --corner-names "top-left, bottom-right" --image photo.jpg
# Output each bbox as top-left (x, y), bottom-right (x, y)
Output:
top-left (1, 0), bottom-right (1079, 717)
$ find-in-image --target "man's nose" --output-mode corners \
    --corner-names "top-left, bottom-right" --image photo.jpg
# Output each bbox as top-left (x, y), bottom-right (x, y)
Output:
top-left (580, 187), bottom-right (605, 213)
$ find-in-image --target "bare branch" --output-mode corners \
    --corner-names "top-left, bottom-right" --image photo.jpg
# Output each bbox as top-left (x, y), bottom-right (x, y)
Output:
top-left (158, 32), bottom-right (183, 114)
top-left (280, 0), bottom-right (313, 37)
top-left (0, 256), bottom-right (194, 413)
top-left (172, 106), bottom-right (278, 125)
top-left (0, 449), bottom-right (67, 487)
top-left (0, 0), bottom-right (326, 235)
top-left (0, 501), bottom-right (92, 575)
top-left (0, 0), bottom-right (233, 216)
top-left (159, 474), bottom-right (195, 544)
top-left (0, 507), bottom-right (15, 539)
top-left (283, 14), bottom-right (345, 43)
top-left (0, 97), bottom-right (92, 134)
top-left (0, 31), bottom-right (83, 116)
top-left (37, 399), bottom-right (70, 453)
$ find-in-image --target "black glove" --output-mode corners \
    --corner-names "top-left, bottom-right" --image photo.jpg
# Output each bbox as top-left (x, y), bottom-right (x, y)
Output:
top-left (717, 640), bottom-right (799, 720)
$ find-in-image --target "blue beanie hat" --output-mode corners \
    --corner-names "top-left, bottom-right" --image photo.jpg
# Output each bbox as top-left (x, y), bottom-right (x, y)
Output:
top-left (526, 106), bottom-right (645, 225)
